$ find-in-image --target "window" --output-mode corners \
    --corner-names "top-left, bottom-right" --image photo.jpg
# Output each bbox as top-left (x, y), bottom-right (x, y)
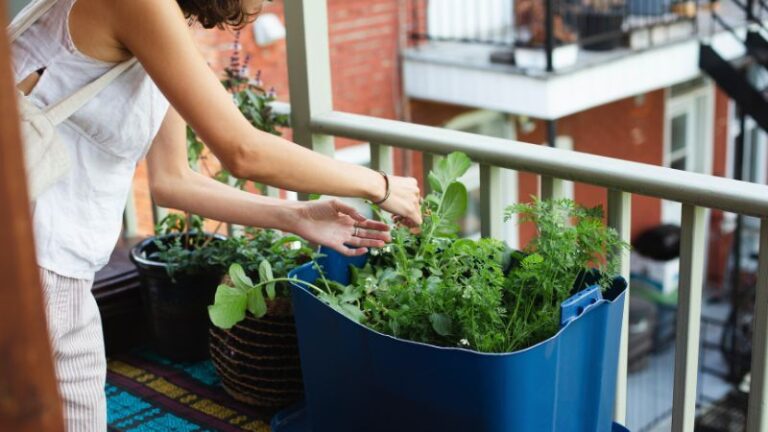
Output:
top-left (662, 82), bottom-right (714, 225)
top-left (669, 113), bottom-right (692, 171)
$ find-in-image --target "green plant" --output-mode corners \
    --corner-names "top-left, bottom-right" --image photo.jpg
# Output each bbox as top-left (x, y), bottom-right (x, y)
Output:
top-left (208, 229), bottom-right (315, 329)
top-left (150, 214), bottom-right (223, 277)
top-left (309, 152), bottom-right (628, 353)
top-left (151, 32), bottom-right (290, 276)
top-left (187, 31), bottom-right (289, 190)
top-left (502, 197), bottom-right (626, 350)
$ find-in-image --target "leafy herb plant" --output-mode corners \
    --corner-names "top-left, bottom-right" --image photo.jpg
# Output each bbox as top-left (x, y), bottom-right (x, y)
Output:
top-left (208, 230), bottom-right (314, 329)
top-left (309, 152), bottom-right (628, 353)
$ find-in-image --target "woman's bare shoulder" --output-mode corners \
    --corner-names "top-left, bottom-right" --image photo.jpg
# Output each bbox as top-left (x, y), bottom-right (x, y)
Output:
top-left (68, 0), bottom-right (188, 63)
top-left (109, 0), bottom-right (190, 51)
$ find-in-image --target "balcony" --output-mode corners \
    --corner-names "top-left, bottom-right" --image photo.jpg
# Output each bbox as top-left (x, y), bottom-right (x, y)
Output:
top-left (402, 0), bottom-right (752, 118)
top-left (4, 0), bottom-right (768, 431)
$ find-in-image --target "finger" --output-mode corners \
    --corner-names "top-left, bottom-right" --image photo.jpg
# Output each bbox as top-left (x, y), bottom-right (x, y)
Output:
top-left (409, 210), bottom-right (424, 225)
top-left (332, 200), bottom-right (366, 222)
top-left (354, 228), bottom-right (391, 243)
top-left (357, 219), bottom-right (390, 232)
top-left (347, 237), bottom-right (386, 248)
top-left (336, 244), bottom-right (368, 257)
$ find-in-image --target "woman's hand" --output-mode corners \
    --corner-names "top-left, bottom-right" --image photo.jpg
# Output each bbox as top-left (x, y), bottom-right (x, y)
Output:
top-left (291, 200), bottom-right (391, 257)
top-left (376, 175), bottom-right (422, 227)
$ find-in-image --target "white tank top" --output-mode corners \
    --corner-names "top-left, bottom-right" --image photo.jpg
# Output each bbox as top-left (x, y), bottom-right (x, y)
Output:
top-left (11, 0), bottom-right (170, 279)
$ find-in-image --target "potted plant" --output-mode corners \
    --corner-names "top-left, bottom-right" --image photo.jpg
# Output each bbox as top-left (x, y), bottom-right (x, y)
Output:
top-left (130, 31), bottom-right (288, 362)
top-left (130, 214), bottom-right (228, 361)
top-left (275, 152), bottom-right (631, 431)
top-left (207, 229), bottom-right (314, 408)
top-left (578, 0), bottom-right (627, 51)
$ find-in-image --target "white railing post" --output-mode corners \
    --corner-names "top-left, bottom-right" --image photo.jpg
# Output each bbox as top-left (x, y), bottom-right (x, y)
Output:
top-left (747, 219), bottom-right (768, 432)
top-left (541, 176), bottom-right (565, 200)
top-left (371, 143), bottom-right (394, 174)
top-left (607, 190), bottom-right (631, 423)
top-left (480, 165), bottom-right (503, 239)
top-left (284, 0), bottom-right (335, 158)
top-left (422, 153), bottom-right (436, 194)
top-left (671, 204), bottom-right (706, 432)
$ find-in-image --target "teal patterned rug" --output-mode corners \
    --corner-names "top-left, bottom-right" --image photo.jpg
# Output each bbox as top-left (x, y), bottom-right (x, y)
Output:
top-left (106, 351), bottom-right (274, 431)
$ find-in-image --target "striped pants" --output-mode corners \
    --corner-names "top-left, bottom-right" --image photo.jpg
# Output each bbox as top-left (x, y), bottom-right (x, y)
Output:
top-left (41, 268), bottom-right (107, 432)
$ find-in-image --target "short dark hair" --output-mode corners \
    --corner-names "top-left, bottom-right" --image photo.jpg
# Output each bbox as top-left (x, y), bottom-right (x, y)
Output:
top-left (177, 0), bottom-right (263, 30)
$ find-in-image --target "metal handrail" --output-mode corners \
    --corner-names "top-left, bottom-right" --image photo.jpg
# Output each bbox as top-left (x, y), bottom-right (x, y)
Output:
top-left (311, 110), bottom-right (768, 217)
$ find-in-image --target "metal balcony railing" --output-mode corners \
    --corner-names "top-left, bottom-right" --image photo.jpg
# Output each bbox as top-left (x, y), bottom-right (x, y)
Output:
top-left (280, 2), bottom-right (768, 431)
top-left (407, 0), bottom-right (700, 71)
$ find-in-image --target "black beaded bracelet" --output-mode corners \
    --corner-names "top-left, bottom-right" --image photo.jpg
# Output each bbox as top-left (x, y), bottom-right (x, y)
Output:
top-left (371, 170), bottom-right (391, 205)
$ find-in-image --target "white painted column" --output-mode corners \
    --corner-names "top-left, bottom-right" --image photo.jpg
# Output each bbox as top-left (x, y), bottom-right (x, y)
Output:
top-left (608, 190), bottom-right (632, 423)
top-left (747, 219), bottom-right (768, 432)
top-left (284, 0), bottom-right (335, 159)
top-left (670, 204), bottom-right (707, 432)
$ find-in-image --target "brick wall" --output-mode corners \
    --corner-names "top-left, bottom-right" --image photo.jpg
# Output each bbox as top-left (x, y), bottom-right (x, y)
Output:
top-left (557, 90), bottom-right (666, 243)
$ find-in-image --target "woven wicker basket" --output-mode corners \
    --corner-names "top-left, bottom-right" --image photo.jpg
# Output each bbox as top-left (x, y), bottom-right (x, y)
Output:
top-left (209, 295), bottom-right (304, 408)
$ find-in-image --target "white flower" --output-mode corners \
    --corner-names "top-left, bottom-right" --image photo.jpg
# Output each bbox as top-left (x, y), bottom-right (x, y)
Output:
top-left (459, 339), bottom-right (470, 347)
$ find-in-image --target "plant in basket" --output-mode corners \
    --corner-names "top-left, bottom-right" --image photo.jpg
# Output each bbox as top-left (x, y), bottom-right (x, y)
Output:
top-left (130, 31), bottom-right (288, 362)
top-left (275, 152), bottom-right (633, 432)
top-left (208, 229), bottom-right (314, 409)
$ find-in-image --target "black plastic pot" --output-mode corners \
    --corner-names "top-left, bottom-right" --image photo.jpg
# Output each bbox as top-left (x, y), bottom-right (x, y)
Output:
top-left (578, 10), bottom-right (625, 51)
top-left (130, 234), bottom-right (226, 361)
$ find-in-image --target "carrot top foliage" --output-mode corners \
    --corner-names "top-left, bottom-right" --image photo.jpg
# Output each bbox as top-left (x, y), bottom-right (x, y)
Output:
top-left (314, 152), bottom-right (628, 353)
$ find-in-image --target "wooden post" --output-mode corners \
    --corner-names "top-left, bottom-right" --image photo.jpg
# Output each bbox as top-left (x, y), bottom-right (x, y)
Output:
top-left (0, 1), bottom-right (64, 430)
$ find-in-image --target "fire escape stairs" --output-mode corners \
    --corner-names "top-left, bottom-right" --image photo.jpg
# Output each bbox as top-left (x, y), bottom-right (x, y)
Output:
top-left (700, 2), bottom-right (768, 131)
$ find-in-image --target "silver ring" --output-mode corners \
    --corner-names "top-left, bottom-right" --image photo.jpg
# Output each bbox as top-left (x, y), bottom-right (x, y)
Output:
top-left (353, 226), bottom-right (360, 237)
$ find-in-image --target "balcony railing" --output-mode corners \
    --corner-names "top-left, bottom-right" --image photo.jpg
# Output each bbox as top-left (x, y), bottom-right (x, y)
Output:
top-left (407, 0), bottom-right (701, 71)
top-left (279, 1), bottom-right (768, 431)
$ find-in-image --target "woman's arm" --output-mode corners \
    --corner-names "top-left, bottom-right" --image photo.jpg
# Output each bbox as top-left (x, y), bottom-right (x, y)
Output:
top-left (147, 108), bottom-right (391, 256)
top-left (112, 0), bottom-right (421, 224)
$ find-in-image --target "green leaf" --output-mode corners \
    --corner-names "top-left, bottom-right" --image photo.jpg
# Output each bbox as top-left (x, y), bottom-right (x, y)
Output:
top-left (339, 285), bottom-right (361, 304)
top-left (259, 260), bottom-right (276, 300)
top-left (340, 303), bottom-right (366, 322)
top-left (432, 152), bottom-right (472, 191)
top-left (208, 284), bottom-right (248, 329)
top-left (439, 181), bottom-right (468, 225)
top-left (247, 287), bottom-right (268, 318)
top-left (443, 152), bottom-right (472, 180)
top-left (429, 313), bottom-right (453, 336)
top-left (427, 172), bottom-right (443, 193)
top-left (276, 235), bottom-right (303, 246)
top-left (229, 263), bottom-right (253, 292)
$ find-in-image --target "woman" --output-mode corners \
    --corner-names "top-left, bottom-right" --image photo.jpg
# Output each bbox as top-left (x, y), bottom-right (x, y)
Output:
top-left (12, 0), bottom-right (422, 429)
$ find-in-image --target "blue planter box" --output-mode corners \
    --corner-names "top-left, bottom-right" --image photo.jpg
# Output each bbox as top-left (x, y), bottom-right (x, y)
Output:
top-left (280, 248), bottom-right (629, 432)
